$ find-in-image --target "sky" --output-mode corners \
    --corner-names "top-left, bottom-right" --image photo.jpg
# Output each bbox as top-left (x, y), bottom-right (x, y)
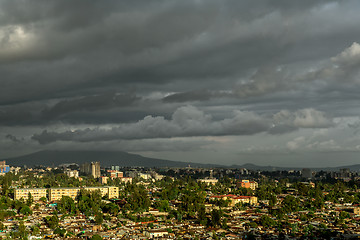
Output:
top-left (2, 0), bottom-right (360, 167)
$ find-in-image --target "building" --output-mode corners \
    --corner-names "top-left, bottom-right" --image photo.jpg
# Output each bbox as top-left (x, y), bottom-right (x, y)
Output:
top-left (138, 173), bottom-right (152, 180)
top-left (100, 176), bottom-right (109, 184)
top-left (64, 169), bottom-right (79, 178)
top-left (107, 170), bottom-right (123, 179)
top-left (14, 188), bottom-right (47, 201)
top-left (302, 168), bottom-right (312, 179)
top-left (120, 177), bottom-right (133, 184)
top-left (48, 186), bottom-right (119, 201)
top-left (0, 161), bottom-right (10, 174)
top-left (111, 165), bottom-right (120, 171)
top-left (145, 229), bottom-right (169, 239)
top-left (210, 194), bottom-right (258, 206)
top-left (238, 180), bottom-right (258, 190)
top-left (80, 162), bottom-right (101, 178)
top-left (49, 187), bottom-right (81, 201)
top-left (84, 186), bottom-right (119, 199)
top-left (197, 178), bottom-right (218, 185)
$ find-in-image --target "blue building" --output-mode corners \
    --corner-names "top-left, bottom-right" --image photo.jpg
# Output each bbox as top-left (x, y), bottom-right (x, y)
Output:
top-left (0, 161), bottom-right (10, 173)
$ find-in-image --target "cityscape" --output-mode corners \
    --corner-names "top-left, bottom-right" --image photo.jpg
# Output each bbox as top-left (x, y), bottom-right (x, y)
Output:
top-left (1, 159), bottom-right (360, 239)
top-left (2, 0), bottom-right (360, 239)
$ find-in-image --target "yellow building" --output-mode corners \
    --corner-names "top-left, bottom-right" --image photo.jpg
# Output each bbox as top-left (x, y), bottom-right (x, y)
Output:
top-left (84, 186), bottom-right (119, 199)
top-left (211, 194), bottom-right (258, 206)
top-left (49, 187), bottom-right (81, 201)
top-left (17, 186), bottom-right (119, 201)
top-left (14, 188), bottom-right (47, 201)
top-left (197, 178), bottom-right (218, 185)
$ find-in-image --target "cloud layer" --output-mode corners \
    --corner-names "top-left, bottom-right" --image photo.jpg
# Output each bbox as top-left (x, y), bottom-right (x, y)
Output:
top-left (2, 1), bottom-right (360, 166)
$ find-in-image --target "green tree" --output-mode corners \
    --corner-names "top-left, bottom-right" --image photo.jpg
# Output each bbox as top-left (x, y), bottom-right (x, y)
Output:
top-left (19, 205), bottom-right (32, 215)
top-left (91, 234), bottom-right (103, 240)
top-left (95, 212), bottom-right (104, 225)
top-left (26, 192), bottom-right (33, 206)
top-left (54, 227), bottom-right (66, 237)
top-left (45, 215), bottom-right (59, 229)
top-left (57, 196), bottom-right (76, 214)
top-left (209, 209), bottom-right (223, 227)
top-left (260, 215), bottom-right (276, 227)
top-left (282, 195), bottom-right (299, 213)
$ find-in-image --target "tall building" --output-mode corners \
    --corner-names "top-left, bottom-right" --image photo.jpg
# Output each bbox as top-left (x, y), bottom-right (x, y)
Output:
top-left (80, 162), bottom-right (101, 178)
top-left (302, 168), bottom-right (312, 179)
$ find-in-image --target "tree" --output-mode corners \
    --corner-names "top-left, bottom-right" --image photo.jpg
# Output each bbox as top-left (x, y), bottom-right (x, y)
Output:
top-left (57, 196), bottom-right (76, 214)
top-left (45, 215), bottom-right (59, 229)
top-left (91, 234), bottom-right (103, 240)
top-left (19, 205), bottom-right (32, 216)
top-left (209, 209), bottom-right (222, 227)
top-left (197, 205), bottom-right (207, 225)
top-left (31, 225), bottom-right (40, 235)
top-left (54, 227), bottom-right (66, 237)
top-left (26, 192), bottom-right (33, 206)
top-left (282, 195), bottom-right (299, 213)
top-left (260, 215), bottom-right (276, 228)
top-left (95, 212), bottom-right (104, 225)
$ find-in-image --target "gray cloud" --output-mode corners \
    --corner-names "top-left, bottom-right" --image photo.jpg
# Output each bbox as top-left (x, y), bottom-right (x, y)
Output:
top-left (42, 92), bottom-right (139, 119)
top-left (1, 0), bottom-right (360, 165)
top-left (32, 106), bottom-right (333, 144)
top-left (5, 134), bottom-right (22, 142)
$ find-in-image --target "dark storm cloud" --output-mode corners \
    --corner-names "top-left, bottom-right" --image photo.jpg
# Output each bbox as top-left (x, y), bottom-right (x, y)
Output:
top-left (5, 134), bottom-right (22, 142)
top-left (2, 0), bottom-right (360, 163)
top-left (42, 92), bottom-right (140, 119)
top-left (163, 90), bottom-right (224, 103)
top-left (31, 106), bottom-right (333, 144)
top-left (2, 0), bottom-right (358, 108)
top-left (0, 106), bottom-right (33, 125)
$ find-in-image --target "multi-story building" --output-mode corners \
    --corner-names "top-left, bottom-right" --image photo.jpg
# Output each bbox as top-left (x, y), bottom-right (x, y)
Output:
top-left (49, 187), bottom-right (81, 201)
top-left (302, 168), bottom-right (313, 179)
top-left (120, 177), bottom-right (133, 184)
top-left (49, 186), bottom-right (119, 201)
top-left (14, 188), bottom-right (47, 201)
top-left (111, 166), bottom-right (120, 171)
top-left (84, 186), bottom-right (119, 199)
top-left (64, 169), bottom-right (79, 178)
top-left (107, 170), bottom-right (123, 179)
top-left (0, 160), bottom-right (10, 174)
top-left (197, 178), bottom-right (218, 185)
top-left (80, 162), bottom-right (101, 178)
top-left (238, 180), bottom-right (258, 190)
top-left (99, 176), bottom-right (109, 184)
top-left (210, 194), bottom-right (258, 206)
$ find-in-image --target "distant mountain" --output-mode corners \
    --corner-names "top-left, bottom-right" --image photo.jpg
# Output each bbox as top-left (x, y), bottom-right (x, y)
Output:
top-left (4, 150), bottom-right (360, 171)
top-left (232, 163), bottom-right (360, 172)
top-left (231, 163), bottom-right (299, 171)
top-left (5, 150), bottom-right (220, 168)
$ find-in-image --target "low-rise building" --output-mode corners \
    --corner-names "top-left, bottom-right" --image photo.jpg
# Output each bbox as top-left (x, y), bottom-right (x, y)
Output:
top-left (144, 229), bottom-right (169, 239)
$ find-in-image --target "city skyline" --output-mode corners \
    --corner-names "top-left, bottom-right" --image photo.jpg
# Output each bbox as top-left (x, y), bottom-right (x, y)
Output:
top-left (2, 1), bottom-right (360, 167)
